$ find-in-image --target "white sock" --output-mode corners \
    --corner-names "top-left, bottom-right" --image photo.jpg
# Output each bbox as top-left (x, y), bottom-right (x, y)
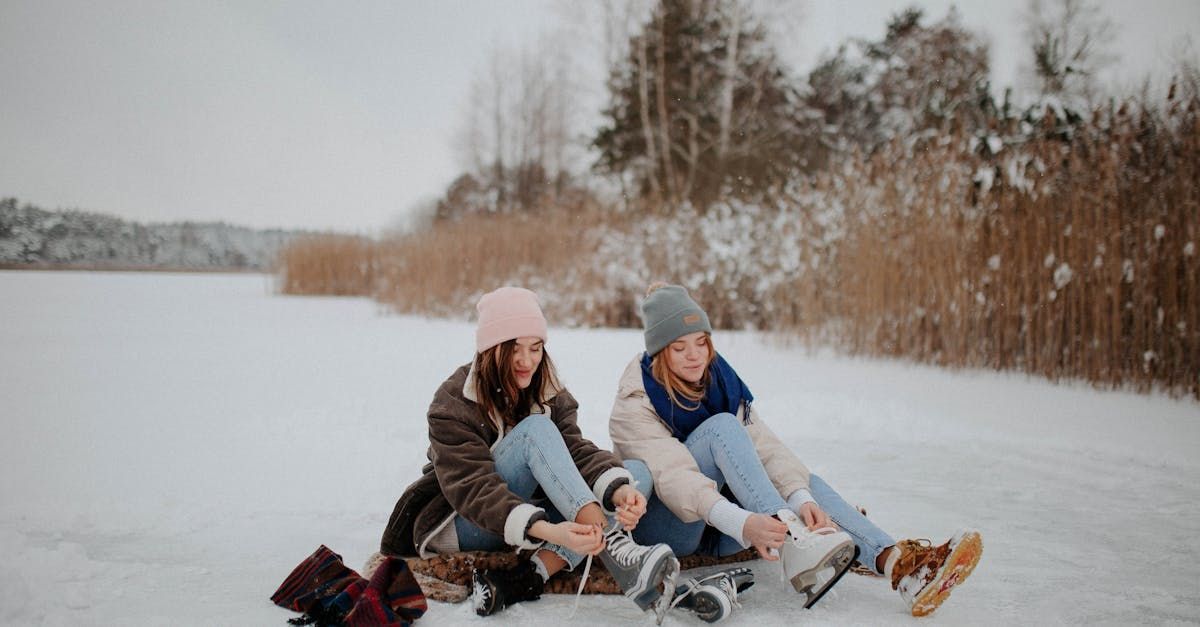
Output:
top-left (530, 554), bottom-right (551, 582)
top-left (883, 545), bottom-right (902, 579)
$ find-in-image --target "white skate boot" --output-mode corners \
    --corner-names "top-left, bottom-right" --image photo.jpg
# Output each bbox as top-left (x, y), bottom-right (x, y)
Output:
top-left (777, 509), bottom-right (858, 608)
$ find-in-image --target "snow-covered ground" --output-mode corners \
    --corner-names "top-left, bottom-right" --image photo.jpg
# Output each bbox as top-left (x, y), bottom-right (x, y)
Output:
top-left (2, 270), bottom-right (1198, 626)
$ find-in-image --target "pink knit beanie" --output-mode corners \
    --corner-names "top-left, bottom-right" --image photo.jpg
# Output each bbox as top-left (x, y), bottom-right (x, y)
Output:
top-left (475, 287), bottom-right (548, 353)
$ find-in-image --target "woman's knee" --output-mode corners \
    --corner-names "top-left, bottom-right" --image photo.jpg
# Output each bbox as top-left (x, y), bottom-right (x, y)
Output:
top-left (622, 459), bottom-right (654, 499)
top-left (702, 412), bottom-right (742, 434)
top-left (512, 413), bottom-right (557, 438)
top-left (690, 412), bottom-right (749, 448)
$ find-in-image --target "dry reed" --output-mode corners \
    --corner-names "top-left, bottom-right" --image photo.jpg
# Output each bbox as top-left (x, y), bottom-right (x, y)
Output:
top-left (277, 96), bottom-right (1199, 398)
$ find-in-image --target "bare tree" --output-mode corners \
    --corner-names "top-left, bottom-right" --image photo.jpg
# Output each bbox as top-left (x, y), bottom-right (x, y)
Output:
top-left (1020, 0), bottom-right (1117, 104)
top-left (451, 35), bottom-right (585, 215)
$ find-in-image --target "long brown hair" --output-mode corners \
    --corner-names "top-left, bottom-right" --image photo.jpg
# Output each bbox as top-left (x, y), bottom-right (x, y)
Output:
top-left (473, 339), bottom-right (560, 428)
top-left (649, 333), bottom-right (716, 410)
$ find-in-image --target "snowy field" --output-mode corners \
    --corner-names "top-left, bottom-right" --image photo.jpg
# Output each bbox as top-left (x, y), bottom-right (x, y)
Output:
top-left (2, 270), bottom-right (1199, 626)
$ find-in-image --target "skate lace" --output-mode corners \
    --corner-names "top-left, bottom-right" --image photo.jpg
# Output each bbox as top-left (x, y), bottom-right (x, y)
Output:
top-left (701, 571), bottom-right (744, 609)
top-left (567, 553), bottom-right (593, 619)
top-left (568, 524), bottom-right (637, 618)
top-left (603, 527), bottom-right (643, 566)
top-left (778, 524), bottom-right (840, 585)
top-left (667, 578), bottom-right (702, 612)
top-left (711, 573), bottom-right (742, 609)
top-left (890, 538), bottom-right (949, 591)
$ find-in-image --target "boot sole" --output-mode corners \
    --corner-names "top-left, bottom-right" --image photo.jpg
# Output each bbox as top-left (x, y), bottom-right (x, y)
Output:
top-left (910, 530), bottom-right (983, 617)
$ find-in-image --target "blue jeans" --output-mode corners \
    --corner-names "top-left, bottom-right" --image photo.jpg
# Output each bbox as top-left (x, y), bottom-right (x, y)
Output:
top-left (454, 414), bottom-right (647, 569)
top-left (629, 412), bottom-right (896, 573)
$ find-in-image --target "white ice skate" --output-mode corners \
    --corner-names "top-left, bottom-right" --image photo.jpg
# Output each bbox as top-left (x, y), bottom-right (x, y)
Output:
top-left (777, 509), bottom-right (858, 608)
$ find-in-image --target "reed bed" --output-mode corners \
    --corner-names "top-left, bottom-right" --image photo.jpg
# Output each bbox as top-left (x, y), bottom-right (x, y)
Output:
top-left (277, 97), bottom-right (1199, 398)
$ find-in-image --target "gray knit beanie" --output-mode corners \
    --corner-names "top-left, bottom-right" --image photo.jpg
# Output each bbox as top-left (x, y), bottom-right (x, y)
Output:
top-left (641, 284), bottom-right (713, 356)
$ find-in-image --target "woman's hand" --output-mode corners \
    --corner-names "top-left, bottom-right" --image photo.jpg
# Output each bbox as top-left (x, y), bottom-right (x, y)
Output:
top-left (612, 484), bottom-right (647, 530)
top-left (742, 513), bottom-right (788, 561)
top-left (530, 520), bottom-right (605, 556)
top-left (799, 502), bottom-right (835, 530)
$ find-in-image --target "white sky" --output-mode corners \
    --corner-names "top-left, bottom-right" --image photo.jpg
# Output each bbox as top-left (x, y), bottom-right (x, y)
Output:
top-left (2, 0), bottom-right (1197, 232)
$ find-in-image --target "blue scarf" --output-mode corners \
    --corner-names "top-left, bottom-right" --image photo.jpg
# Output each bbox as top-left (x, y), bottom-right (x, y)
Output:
top-left (640, 352), bottom-right (754, 441)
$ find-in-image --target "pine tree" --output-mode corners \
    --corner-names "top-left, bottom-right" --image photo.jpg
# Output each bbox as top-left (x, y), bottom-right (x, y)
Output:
top-left (592, 0), bottom-right (808, 211)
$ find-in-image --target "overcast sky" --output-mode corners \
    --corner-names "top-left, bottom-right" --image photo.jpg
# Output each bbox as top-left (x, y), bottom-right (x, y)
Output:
top-left (2, 1), bottom-right (1196, 233)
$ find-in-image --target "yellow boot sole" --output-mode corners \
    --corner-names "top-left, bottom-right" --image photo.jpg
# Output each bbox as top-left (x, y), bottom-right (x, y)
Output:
top-left (910, 530), bottom-right (983, 617)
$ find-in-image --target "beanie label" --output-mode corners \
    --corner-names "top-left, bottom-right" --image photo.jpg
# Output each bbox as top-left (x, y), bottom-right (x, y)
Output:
top-left (683, 314), bottom-right (700, 325)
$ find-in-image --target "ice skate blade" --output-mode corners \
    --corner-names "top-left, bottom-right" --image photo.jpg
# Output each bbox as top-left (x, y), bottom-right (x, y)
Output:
top-left (791, 544), bottom-right (859, 609)
top-left (647, 557), bottom-right (680, 625)
top-left (910, 531), bottom-right (983, 617)
top-left (788, 539), bottom-right (855, 593)
top-left (623, 545), bottom-right (676, 606)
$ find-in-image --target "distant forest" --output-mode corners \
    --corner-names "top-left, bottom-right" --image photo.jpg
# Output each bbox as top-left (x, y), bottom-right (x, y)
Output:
top-left (0, 198), bottom-right (300, 271)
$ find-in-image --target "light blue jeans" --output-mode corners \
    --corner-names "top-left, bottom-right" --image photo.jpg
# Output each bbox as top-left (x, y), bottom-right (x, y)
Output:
top-left (628, 412), bottom-right (896, 573)
top-left (454, 414), bottom-right (651, 569)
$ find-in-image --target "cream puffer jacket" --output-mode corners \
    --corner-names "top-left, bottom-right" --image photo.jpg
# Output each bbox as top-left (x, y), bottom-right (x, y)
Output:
top-left (608, 354), bottom-right (811, 523)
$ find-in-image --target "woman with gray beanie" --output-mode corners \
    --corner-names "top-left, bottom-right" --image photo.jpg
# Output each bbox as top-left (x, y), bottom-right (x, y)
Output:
top-left (609, 283), bottom-right (982, 617)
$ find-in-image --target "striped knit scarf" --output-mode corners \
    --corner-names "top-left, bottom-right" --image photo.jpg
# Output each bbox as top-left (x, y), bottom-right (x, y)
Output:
top-left (271, 545), bottom-right (427, 626)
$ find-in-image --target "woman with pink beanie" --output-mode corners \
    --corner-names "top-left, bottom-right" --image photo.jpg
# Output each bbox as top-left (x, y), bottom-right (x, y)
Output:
top-left (378, 287), bottom-right (677, 618)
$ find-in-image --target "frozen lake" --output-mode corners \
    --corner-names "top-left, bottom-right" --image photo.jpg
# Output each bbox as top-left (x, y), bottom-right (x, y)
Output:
top-left (1, 270), bottom-right (1198, 625)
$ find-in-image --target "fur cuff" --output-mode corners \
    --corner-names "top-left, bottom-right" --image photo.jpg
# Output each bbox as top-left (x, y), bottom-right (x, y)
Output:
top-left (503, 503), bottom-right (546, 549)
top-left (592, 466), bottom-right (634, 514)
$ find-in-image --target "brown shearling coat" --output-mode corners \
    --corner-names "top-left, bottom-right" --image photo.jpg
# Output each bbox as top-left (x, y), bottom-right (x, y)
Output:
top-left (380, 363), bottom-right (629, 558)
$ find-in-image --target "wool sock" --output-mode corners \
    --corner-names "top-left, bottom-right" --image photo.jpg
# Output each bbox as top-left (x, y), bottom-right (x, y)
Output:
top-left (530, 554), bottom-right (551, 582)
top-left (883, 545), bottom-right (902, 579)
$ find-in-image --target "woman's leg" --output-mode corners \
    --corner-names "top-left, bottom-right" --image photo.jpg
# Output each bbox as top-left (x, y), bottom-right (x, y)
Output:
top-left (808, 474), bottom-right (896, 574)
top-left (625, 459), bottom-right (709, 556)
top-left (629, 414), bottom-right (789, 556)
top-left (455, 414), bottom-right (601, 570)
top-left (686, 413), bottom-right (790, 515)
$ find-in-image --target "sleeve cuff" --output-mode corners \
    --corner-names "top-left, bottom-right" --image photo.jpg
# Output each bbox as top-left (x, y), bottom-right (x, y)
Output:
top-left (592, 466), bottom-right (634, 514)
top-left (786, 488), bottom-right (816, 512)
top-left (504, 503), bottom-right (547, 549)
top-left (707, 499), bottom-right (752, 548)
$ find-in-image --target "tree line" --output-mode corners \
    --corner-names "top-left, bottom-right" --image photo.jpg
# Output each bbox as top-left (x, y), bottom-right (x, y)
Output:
top-left (280, 0), bottom-right (1199, 398)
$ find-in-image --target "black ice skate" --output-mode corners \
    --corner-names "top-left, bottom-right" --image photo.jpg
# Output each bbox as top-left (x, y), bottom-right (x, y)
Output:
top-left (670, 567), bottom-right (755, 623)
top-left (471, 559), bottom-right (544, 616)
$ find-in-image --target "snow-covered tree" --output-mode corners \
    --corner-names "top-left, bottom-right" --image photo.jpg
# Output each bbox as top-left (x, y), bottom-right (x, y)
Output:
top-left (1019, 0), bottom-right (1117, 106)
top-left (804, 7), bottom-right (991, 163)
top-left (592, 0), bottom-right (809, 210)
